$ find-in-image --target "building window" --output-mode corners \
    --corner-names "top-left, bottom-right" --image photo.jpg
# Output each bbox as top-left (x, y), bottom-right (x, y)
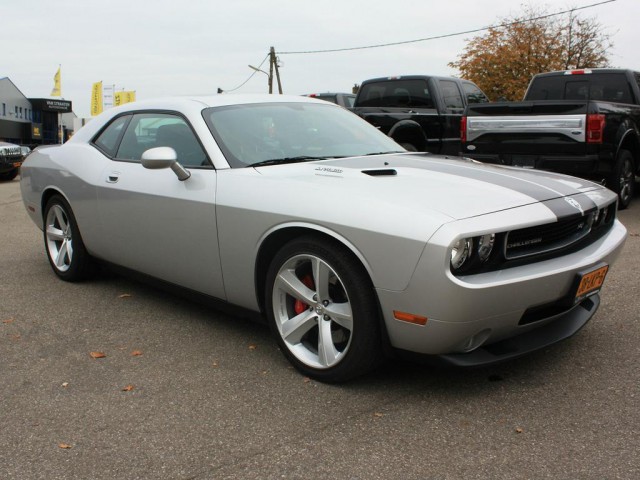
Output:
top-left (2, 103), bottom-right (5, 116)
top-left (19, 107), bottom-right (23, 118)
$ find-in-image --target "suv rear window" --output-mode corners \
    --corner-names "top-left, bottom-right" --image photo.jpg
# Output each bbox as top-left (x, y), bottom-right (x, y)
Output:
top-left (526, 73), bottom-right (634, 104)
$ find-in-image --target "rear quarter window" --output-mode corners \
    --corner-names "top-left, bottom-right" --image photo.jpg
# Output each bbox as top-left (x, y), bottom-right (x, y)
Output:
top-left (93, 115), bottom-right (130, 156)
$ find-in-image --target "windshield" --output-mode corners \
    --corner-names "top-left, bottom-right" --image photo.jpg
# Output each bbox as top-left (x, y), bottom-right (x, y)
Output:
top-left (203, 102), bottom-right (403, 167)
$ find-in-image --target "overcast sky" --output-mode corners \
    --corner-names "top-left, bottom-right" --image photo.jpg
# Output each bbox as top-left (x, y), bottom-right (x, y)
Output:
top-left (2, 0), bottom-right (638, 118)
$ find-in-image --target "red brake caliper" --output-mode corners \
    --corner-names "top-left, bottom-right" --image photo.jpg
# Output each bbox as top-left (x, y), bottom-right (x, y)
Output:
top-left (294, 275), bottom-right (315, 315)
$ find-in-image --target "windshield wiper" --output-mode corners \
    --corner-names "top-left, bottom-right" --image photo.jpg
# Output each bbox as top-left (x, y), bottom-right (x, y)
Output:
top-left (361, 151), bottom-right (406, 156)
top-left (251, 156), bottom-right (341, 167)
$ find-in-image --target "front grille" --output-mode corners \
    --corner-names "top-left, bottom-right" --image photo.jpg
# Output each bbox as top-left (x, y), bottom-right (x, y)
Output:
top-left (505, 214), bottom-right (593, 259)
top-left (450, 200), bottom-right (616, 276)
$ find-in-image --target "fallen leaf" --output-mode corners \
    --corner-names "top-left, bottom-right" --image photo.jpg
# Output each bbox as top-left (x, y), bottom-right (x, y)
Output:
top-left (515, 427), bottom-right (524, 434)
top-left (118, 293), bottom-right (132, 298)
top-left (121, 385), bottom-right (134, 392)
top-left (261, 370), bottom-right (268, 375)
top-left (2, 318), bottom-right (14, 324)
top-left (373, 412), bottom-right (384, 418)
top-left (248, 344), bottom-right (257, 351)
top-left (212, 361), bottom-right (219, 368)
top-left (61, 382), bottom-right (69, 388)
top-left (58, 443), bottom-right (72, 449)
top-left (131, 350), bottom-right (143, 357)
top-left (303, 377), bottom-right (311, 383)
top-left (89, 351), bottom-right (106, 359)
top-left (9, 334), bottom-right (21, 340)
top-left (630, 233), bottom-right (639, 237)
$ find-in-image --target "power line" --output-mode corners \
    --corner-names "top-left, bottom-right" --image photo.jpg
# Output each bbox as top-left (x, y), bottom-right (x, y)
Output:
top-left (218, 54), bottom-right (269, 93)
top-left (279, 0), bottom-right (616, 55)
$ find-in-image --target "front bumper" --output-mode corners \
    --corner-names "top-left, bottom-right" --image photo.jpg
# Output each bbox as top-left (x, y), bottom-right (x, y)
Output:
top-left (376, 205), bottom-right (627, 365)
top-left (0, 155), bottom-right (23, 174)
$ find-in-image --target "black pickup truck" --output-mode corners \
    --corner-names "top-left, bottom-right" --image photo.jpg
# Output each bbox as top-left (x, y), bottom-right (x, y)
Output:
top-left (461, 69), bottom-right (640, 208)
top-left (0, 141), bottom-right (25, 181)
top-left (352, 75), bottom-right (489, 155)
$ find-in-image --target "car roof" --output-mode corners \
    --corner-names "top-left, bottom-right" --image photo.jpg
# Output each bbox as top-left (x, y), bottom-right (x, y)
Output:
top-left (69, 94), bottom-right (332, 142)
top-left (120, 94), bottom-right (323, 110)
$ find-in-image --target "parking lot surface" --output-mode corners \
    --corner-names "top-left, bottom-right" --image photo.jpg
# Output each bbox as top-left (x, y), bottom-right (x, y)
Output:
top-left (1, 178), bottom-right (638, 479)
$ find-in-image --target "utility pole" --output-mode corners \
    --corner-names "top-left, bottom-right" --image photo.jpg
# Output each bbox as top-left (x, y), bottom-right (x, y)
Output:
top-left (269, 46), bottom-right (283, 94)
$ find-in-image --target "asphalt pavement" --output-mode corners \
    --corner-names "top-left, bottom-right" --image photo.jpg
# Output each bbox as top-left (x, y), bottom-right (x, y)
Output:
top-left (1, 177), bottom-right (638, 480)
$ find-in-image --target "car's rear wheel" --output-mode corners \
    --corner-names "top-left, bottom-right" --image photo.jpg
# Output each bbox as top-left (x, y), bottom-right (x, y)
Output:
top-left (43, 195), bottom-right (94, 281)
top-left (265, 236), bottom-right (382, 382)
top-left (609, 149), bottom-right (636, 209)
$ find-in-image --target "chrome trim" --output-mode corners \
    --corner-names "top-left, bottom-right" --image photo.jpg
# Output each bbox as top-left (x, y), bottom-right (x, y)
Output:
top-left (466, 115), bottom-right (586, 142)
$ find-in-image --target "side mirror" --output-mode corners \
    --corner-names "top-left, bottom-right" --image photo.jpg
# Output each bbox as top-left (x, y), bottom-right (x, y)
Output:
top-left (141, 147), bottom-right (191, 181)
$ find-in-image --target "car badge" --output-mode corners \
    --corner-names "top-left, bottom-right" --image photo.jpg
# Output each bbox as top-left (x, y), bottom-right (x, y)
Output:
top-left (564, 197), bottom-right (584, 215)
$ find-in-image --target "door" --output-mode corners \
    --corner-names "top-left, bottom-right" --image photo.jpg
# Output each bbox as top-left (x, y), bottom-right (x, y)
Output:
top-left (435, 79), bottom-right (465, 155)
top-left (94, 112), bottom-right (225, 299)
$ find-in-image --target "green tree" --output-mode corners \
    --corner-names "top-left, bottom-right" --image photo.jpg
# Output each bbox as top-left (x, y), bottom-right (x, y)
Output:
top-left (449, 6), bottom-right (613, 101)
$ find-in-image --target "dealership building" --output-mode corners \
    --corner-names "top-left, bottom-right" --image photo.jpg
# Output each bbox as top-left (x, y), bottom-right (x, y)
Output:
top-left (0, 77), bottom-right (75, 147)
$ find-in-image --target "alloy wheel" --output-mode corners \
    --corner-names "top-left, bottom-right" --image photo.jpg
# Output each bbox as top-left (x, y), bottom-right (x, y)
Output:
top-left (271, 254), bottom-right (353, 369)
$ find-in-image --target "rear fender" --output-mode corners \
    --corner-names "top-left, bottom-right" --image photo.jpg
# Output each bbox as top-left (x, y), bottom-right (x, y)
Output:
top-left (388, 120), bottom-right (427, 151)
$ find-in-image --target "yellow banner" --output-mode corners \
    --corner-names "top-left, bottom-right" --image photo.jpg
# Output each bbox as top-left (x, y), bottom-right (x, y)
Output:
top-left (50, 67), bottom-right (61, 97)
top-left (114, 91), bottom-right (136, 106)
top-left (91, 81), bottom-right (103, 116)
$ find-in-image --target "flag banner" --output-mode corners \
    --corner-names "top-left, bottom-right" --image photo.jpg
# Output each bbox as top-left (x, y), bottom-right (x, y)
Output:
top-left (50, 67), bottom-right (61, 97)
top-left (114, 91), bottom-right (136, 106)
top-left (91, 81), bottom-right (103, 116)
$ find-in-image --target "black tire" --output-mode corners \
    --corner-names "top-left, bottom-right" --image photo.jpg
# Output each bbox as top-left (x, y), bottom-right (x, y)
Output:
top-left (265, 236), bottom-right (382, 382)
top-left (0, 169), bottom-right (19, 181)
top-left (608, 149), bottom-right (636, 210)
top-left (43, 195), bottom-right (94, 281)
top-left (400, 143), bottom-right (418, 152)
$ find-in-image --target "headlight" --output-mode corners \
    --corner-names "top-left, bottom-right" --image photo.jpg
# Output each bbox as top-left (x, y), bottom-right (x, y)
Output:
top-left (451, 238), bottom-right (473, 270)
top-left (477, 234), bottom-right (495, 262)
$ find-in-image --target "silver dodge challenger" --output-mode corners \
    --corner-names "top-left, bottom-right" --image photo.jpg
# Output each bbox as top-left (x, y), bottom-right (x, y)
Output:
top-left (20, 95), bottom-right (627, 382)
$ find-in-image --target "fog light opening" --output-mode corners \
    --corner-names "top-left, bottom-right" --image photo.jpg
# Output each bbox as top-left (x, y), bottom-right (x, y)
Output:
top-left (459, 329), bottom-right (492, 353)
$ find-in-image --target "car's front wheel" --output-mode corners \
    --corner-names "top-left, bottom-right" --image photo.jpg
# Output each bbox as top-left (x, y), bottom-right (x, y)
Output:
top-left (265, 236), bottom-right (382, 382)
top-left (0, 168), bottom-right (19, 181)
top-left (43, 195), bottom-right (94, 281)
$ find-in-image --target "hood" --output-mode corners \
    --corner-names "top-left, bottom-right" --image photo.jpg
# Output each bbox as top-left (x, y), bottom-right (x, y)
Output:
top-left (255, 153), bottom-right (602, 221)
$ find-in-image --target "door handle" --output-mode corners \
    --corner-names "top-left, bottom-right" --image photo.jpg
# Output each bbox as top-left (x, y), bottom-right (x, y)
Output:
top-left (106, 171), bottom-right (121, 183)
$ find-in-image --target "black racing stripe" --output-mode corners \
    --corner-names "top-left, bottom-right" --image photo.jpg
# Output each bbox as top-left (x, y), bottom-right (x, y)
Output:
top-left (540, 194), bottom-right (597, 220)
top-left (409, 157), bottom-right (585, 201)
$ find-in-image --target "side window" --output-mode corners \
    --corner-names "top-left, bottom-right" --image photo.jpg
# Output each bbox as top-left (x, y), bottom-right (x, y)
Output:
top-left (115, 113), bottom-right (209, 167)
top-left (93, 115), bottom-right (130, 157)
top-left (462, 81), bottom-right (489, 104)
top-left (438, 80), bottom-right (464, 111)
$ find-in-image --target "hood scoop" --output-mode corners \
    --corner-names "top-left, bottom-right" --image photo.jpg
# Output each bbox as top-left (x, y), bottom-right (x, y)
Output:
top-left (362, 168), bottom-right (397, 177)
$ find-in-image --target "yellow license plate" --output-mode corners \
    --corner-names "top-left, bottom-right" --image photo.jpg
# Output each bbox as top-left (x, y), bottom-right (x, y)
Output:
top-left (575, 265), bottom-right (608, 303)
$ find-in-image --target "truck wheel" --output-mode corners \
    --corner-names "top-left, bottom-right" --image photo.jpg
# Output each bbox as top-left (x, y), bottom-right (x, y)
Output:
top-left (400, 143), bottom-right (418, 152)
top-left (265, 236), bottom-right (382, 382)
top-left (609, 149), bottom-right (636, 209)
top-left (0, 169), bottom-right (19, 181)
